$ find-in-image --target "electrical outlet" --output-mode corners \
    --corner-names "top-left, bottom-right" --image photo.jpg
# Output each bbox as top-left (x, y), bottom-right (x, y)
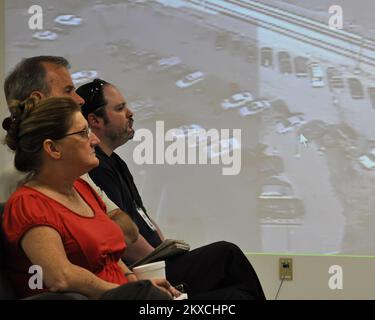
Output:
top-left (279, 258), bottom-right (293, 281)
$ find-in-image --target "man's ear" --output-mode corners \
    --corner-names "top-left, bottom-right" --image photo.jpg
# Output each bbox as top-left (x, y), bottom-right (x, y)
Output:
top-left (42, 139), bottom-right (62, 160)
top-left (30, 91), bottom-right (45, 100)
top-left (87, 113), bottom-right (102, 129)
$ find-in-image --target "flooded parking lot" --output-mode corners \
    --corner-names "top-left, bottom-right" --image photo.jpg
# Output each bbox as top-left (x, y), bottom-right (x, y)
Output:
top-left (5, 0), bottom-right (375, 255)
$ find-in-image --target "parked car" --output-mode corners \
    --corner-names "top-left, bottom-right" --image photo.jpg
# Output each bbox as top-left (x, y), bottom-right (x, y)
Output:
top-left (260, 47), bottom-right (273, 67)
top-left (298, 120), bottom-right (327, 141)
top-left (176, 71), bottom-right (205, 88)
top-left (275, 115), bottom-right (306, 134)
top-left (247, 44), bottom-right (258, 63)
top-left (242, 144), bottom-right (284, 178)
top-left (148, 56), bottom-right (182, 71)
top-left (257, 177), bottom-right (304, 225)
top-left (257, 155), bottom-right (285, 178)
top-left (368, 87), bottom-right (375, 109)
top-left (326, 67), bottom-right (344, 91)
top-left (257, 198), bottom-right (304, 225)
top-left (54, 14), bottom-right (82, 26)
top-left (129, 99), bottom-right (160, 121)
top-left (32, 31), bottom-right (58, 41)
top-left (238, 99), bottom-right (271, 117)
top-left (278, 51), bottom-right (292, 74)
top-left (214, 32), bottom-right (229, 50)
top-left (347, 78), bottom-right (364, 99)
top-left (270, 99), bottom-right (290, 116)
top-left (205, 137), bottom-right (241, 159)
top-left (320, 124), bottom-right (358, 152)
top-left (309, 62), bottom-right (324, 87)
top-left (358, 148), bottom-right (375, 170)
top-left (221, 92), bottom-right (253, 109)
top-left (71, 70), bottom-right (98, 85)
top-left (294, 56), bottom-right (309, 77)
top-left (169, 124), bottom-right (206, 146)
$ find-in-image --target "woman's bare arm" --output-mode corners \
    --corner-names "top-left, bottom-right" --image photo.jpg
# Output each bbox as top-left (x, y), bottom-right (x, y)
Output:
top-left (21, 226), bottom-right (119, 300)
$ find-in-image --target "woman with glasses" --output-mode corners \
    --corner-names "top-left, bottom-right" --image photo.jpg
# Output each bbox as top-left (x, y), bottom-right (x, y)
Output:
top-left (1, 96), bottom-right (180, 300)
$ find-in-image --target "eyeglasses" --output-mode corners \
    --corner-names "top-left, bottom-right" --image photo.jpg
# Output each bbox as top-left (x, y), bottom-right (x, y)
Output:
top-left (60, 127), bottom-right (92, 140)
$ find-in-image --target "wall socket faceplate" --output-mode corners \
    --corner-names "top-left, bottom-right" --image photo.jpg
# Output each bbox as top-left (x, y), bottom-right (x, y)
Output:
top-left (279, 258), bottom-right (293, 281)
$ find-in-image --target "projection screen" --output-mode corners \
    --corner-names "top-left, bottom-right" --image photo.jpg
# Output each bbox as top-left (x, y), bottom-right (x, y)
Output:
top-left (4, 0), bottom-right (375, 256)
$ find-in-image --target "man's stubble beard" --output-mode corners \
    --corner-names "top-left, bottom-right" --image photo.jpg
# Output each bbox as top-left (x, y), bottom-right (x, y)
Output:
top-left (107, 127), bottom-right (133, 147)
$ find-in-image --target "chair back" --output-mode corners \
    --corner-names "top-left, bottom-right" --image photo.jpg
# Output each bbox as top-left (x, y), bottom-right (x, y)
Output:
top-left (0, 202), bottom-right (16, 299)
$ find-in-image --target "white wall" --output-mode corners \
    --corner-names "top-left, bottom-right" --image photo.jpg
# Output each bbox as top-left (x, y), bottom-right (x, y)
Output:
top-left (247, 253), bottom-right (375, 300)
top-left (0, 0), bottom-right (16, 203)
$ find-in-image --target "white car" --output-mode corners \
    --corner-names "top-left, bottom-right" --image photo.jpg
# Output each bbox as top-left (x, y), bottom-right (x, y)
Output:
top-left (54, 15), bottom-right (82, 26)
top-left (148, 56), bottom-right (182, 71)
top-left (259, 184), bottom-right (294, 199)
top-left (358, 149), bottom-right (375, 170)
top-left (309, 63), bottom-right (324, 88)
top-left (205, 137), bottom-right (241, 159)
top-left (158, 56), bottom-right (181, 67)
top-left (221, 92), bottom-right (253, 110)
top-left (147, 56), bottom-right (182, 71)
top-left (32, 31), bottom-right (58, 41)
top-left (130, 99), bottom-right (154, 112)
top-left (312, 78), bottom-right (325, 88)
top-left (169, 124), bottom-right (206, 147)
top-left (71, 70), bottom-right (98, 85)
top-left (176, 71), bottom-right (205, 88)
top-left (130, 99), bottom-right (161, 121)
top-left (276, 115), bottom-right (306, 134)
top-left (239, 99), bottom-right (271, 117)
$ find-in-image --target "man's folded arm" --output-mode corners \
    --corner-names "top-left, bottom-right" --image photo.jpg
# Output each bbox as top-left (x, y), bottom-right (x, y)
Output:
top-left (122, 234), bottom-right (155, 263)
top-left (108, 208), bottom-right (139, 245)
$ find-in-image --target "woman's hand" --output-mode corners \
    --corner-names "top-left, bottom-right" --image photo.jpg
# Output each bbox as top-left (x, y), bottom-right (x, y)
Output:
top-left (126, 273), bottom-right (138, 282)
top-left (150, 278), bottom-right (182, 299)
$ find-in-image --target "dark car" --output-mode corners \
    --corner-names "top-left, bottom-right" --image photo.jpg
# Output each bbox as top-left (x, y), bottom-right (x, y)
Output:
top-left (257, 198), bottom-right (305, 225)
top-left (294, 56), bottom-right (309, 77)
top-left (278, 51), bottom-right (292, 74)
top-left (297, 120), bottom-right (328, 141)
top-left (256, 177), bottom-right (304, 225)
top-left (298, 121), bottom-right (358, 156)
top-left (247, 44), bottom-right (258, 63)
top-left (270, 99), bottom-right (290, 116)
top-left (327, 67), bottom-right (345, 91)
top-left (320, 123), bottom-right (358, 154)
top-left (214, 31), bottom-right (229, 50)
top-left (347, 78), bottom-right (364, 99)
top-left (257, 155), bottom-right (284, 178)
top-left (368, 87), bottom-right (375, 109)
top-left (260, 47), bottom-right (273, 67)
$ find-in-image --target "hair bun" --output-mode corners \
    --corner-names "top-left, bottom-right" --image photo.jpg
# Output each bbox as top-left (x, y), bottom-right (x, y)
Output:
top-left (2, 117), bottom-right (12, 131)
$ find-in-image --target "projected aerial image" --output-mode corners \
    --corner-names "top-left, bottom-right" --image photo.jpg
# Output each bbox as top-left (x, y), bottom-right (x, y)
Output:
top-left (5, 0), bottom-right (375, 255)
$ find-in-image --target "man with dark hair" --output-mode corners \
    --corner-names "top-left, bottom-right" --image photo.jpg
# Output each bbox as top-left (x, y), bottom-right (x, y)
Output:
top-left (3, 56), bottom-right (139, 246)
top-left (77, 79), bottom-right (266, 300)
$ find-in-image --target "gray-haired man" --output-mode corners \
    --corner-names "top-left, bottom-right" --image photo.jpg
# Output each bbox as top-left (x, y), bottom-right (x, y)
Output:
top-left (3, 56), bottom-right (139, 245)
